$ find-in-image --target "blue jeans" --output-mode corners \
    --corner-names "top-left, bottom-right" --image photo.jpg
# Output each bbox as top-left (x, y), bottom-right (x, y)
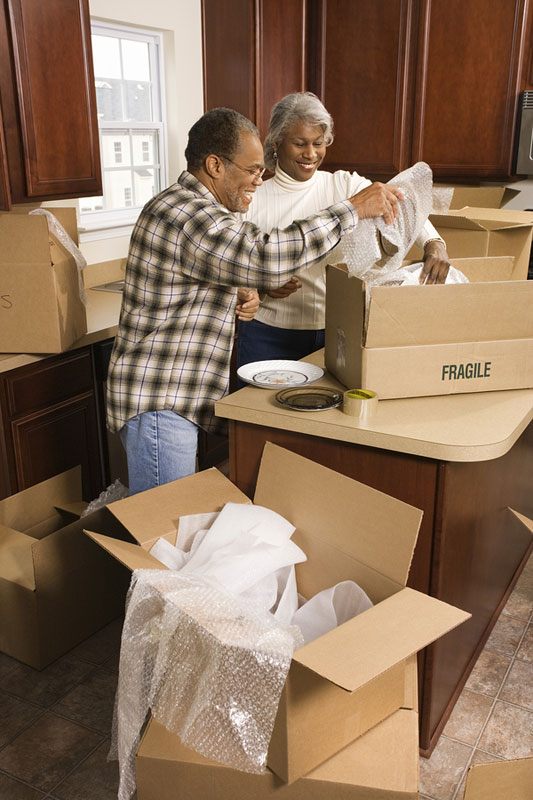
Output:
top-left (119, 410), bottom-right (199, 495)
top-left (237, 319), bottom-right (325, 368)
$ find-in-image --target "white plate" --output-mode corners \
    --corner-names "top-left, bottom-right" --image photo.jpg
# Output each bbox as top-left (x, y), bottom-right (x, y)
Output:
top-left (237, 359), bottom-right (324, 388)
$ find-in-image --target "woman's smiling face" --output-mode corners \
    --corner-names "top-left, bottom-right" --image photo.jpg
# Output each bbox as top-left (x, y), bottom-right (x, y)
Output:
top-left (276, 122), bottom-right (327, 181)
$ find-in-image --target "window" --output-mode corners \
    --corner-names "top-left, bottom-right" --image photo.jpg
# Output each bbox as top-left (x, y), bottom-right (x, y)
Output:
top-left (79, 22), bottom-right (167, 234)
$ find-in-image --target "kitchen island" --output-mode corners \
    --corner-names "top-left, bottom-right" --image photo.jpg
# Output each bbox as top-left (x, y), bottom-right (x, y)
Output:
top-left (215, 350), bottom-right (533, 755)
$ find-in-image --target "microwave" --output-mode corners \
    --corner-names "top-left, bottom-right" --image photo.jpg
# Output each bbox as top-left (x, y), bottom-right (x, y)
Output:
top-left (516, 90), bottom-right (533, 175)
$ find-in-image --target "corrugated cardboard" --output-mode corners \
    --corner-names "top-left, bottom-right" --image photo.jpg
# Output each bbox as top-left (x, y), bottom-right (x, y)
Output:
top-left (136, 657), bottom-right (420, 800)
top-left (84, 443), bottom-right (470, 783)
top-left (0, 207), bottom-right (87, 353)
top-left (463, 758), bottom-right (533, 800)
top-left (428, 207), bottom-right (533, 279)
top-left (437, 184), bottom-right (521, 210)
top-left (0, 467), bottom-right (130, 669)
top-left (325, 259), bottom-right (533, 399)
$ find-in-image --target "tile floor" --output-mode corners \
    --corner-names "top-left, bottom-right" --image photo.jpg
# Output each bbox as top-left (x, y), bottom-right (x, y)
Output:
top-left (0, 554), bottom-right (531, 800)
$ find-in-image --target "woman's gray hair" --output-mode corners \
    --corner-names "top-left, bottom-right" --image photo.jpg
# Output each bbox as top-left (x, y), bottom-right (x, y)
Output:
top-left (263, 92), bottom-right (334, 171)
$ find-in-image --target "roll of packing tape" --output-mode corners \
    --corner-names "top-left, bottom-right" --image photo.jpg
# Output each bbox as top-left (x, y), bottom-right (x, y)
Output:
top-left (343, 389), bottom-right (378, 421)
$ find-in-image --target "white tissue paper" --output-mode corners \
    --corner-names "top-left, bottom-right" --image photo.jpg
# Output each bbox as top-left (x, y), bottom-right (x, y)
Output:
top-left (292, 580), bottom-right (373, 644)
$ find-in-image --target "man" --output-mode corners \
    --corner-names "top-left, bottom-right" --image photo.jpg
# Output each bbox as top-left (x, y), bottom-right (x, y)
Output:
top-left (107, 108), bottom-right (403, 494)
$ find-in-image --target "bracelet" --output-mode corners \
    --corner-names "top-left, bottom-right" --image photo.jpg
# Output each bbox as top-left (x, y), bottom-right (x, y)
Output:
top-left (423, 237), bottom-right (445, 249)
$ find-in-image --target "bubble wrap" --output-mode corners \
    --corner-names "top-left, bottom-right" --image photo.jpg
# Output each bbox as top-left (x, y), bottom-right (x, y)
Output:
top-left (29, 208), bottom-right (89, 305)
top-left (111, 569), bottom-right (303, 800)
top-left (342, 161), bottom-right (435, 281)
top-left (80, 479), bottom-right (129, 517)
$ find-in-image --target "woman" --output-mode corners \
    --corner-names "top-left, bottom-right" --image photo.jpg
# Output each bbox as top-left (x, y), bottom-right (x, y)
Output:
top-left (237, 92), bottom-right (449, 367)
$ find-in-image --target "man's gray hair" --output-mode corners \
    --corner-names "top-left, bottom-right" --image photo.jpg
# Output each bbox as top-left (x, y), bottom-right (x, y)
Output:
top-left (264, 92), bottom-right (334, 171)
top-left (185, 108), bottom-right (259, 171)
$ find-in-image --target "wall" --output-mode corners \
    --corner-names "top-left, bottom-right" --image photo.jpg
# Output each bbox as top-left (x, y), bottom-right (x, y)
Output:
top-left (45, 0), bottom-right (204, 265)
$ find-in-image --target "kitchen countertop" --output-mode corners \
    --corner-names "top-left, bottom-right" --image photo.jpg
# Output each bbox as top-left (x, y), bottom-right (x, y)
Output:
top-left (215, 349), bottom-right (533, 463)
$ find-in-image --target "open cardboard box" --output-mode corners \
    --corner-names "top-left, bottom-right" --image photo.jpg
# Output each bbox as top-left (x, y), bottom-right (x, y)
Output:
top-left (436, 184), bottom-right (520, 210)
top-left (0, 467), bottom-right (130, 669)
top-left (325, 257), bottom-right (533, 399)
top-left (463, 757), bottom-right (533, 800)
top-left (84, 443), bottom-right (470, 783)
top-left (135, 656), bottom-right (420, 800)
top-left (408, 206), bottom-right (533, 279)
top-left (0, 207), bottom-right (87, 353)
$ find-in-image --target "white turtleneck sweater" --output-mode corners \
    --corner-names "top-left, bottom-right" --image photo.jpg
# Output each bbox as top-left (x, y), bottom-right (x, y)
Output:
top-left (245, 165), bottom-right (440, 330)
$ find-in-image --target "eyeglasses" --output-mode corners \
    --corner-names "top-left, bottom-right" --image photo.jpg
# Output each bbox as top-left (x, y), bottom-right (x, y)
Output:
top-left (222, 156), bottom-right (266, 180)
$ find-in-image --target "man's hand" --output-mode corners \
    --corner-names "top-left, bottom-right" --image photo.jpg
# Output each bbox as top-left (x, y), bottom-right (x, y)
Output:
top-left (236, 288), bottom-right (260, 321)
top-left (267, 275), bottom-right (302, 299)
top-left (420, 240), bottom-right (450, 284)
top-left (349, 182), bottom-right (405, 225)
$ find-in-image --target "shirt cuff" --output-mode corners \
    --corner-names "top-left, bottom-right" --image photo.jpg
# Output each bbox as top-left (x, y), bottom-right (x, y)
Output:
top-left (332, 200), bottom-right (359, 234)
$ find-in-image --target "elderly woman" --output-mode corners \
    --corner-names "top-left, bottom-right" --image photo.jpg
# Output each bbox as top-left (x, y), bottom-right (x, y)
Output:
top-left (237, 92), bottom-right (449, 367)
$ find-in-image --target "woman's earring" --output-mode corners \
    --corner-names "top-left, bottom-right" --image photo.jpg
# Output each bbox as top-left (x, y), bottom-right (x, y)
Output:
top-left (273, 151), bottom-right (278, 160)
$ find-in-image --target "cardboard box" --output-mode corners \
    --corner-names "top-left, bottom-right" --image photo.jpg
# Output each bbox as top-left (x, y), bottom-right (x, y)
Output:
top-left (436, 184), bottom-right (520, 210)
top-left (325, 259), bottom-right (533, 399)
top-left (0, 207), bottom-right (87, 353)
top-left (84, 443), bottom-right (470, 782)
top-left (0, 467), bottom-right (130, 669)
top-left (135, 658), bottom-right (420, 800)
top-left (427, 207), bottom-right (533, 280)
top-left (463, 757), bottom-right (533, 800)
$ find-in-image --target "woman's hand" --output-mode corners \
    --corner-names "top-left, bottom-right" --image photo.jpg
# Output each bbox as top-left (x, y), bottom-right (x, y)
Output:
top-left (236, 289), bottom-right (260, 321)
top-left (420, 240), bottom-right (450, 284)
top-left (267, 276), bottom-right (302, 299)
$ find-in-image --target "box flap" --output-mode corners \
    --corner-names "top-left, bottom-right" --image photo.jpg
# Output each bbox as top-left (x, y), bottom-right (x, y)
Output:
top-left (84, 531), bottom-right (166, 572)
top-left (446, 207), bottom-right (533, 229)
top-left (430, 213), bottom-right (488, 231)
top-left (254, 443), bottom-right (423, 590)
top-left (107, 467), bottom-right (250, 549)
top-left (0, 467), bottom-right (82, 533)
top-left (463, 758), bottom-right (533, 800)
top-left (443, 185), bottom-right (521, 209)
top-left (0, 213), bottom-right (52, 264)
top-left (292, 587), bottom-right (470, 691)
top-left (365, 280), bottom-right (533, 347)
top-left (508, 508), bottom-right (533, 535)
top-left (0, 524), bottom-right (36, 589)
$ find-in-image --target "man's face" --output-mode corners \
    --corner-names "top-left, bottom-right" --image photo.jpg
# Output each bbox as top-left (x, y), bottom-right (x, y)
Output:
top-left (221, 131), bottom-right (265, 213)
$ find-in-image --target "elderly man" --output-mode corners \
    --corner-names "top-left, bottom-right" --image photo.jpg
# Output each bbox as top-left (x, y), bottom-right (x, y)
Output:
top-left (107, 107), bottom-right (402, 494)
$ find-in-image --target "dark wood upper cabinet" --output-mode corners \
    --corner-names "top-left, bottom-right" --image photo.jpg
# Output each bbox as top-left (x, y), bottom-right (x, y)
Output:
top-left (203, 0), bottom-right (532, 181)
top-left (411, 0), bottom-right (530, 179)
top-left (202, 0), bottom-right (307, 139)
top-left (307, 0), bottom-right (418, 179)
top-left (0, 0), bottom-right (102, 209)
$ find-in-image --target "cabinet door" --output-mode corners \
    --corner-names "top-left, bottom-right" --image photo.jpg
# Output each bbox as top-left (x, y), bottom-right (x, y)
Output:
top-left (412, 0), bottom-right (530, 179)
top-left (307, 0), bottom-right (418, 179)
top-left (0, 348), bottom-right (105, 500)
top-left (2, 0), bottom-right (102, 202)
top-left (10, 394), bottom-right (103, 500)
top-left (202, 0), bottom-right (306, 138)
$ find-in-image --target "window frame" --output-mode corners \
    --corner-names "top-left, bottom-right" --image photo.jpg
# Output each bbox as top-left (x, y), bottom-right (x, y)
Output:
top-left (79, 20), bottom-right (168, 240)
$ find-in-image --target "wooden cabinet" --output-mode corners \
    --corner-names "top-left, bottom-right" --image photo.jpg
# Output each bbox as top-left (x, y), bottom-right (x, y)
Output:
top-left (203, 0), bottom-right (532, 180)
top-left (0, 0), bottom-right (102, 210)
top-left (0, 348), bottom-right (105, 501)
top-left (202, 0), bottom-right (307, 138)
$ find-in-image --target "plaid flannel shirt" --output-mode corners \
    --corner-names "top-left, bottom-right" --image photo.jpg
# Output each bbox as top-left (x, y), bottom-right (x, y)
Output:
top-left (106, 171), bottom-right (357, 434)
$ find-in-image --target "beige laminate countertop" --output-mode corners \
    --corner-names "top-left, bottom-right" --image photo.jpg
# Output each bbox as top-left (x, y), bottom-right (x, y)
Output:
top-left (0, 287), bottom-right (122, 373)
top-left (216, 350), bottom-right (533, 463)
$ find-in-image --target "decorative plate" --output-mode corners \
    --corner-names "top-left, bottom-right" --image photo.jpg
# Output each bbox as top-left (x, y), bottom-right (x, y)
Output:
top-left (274, 386), bottom-right (344, 411)
top-left (237, 360), bottom-right (324, 388)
